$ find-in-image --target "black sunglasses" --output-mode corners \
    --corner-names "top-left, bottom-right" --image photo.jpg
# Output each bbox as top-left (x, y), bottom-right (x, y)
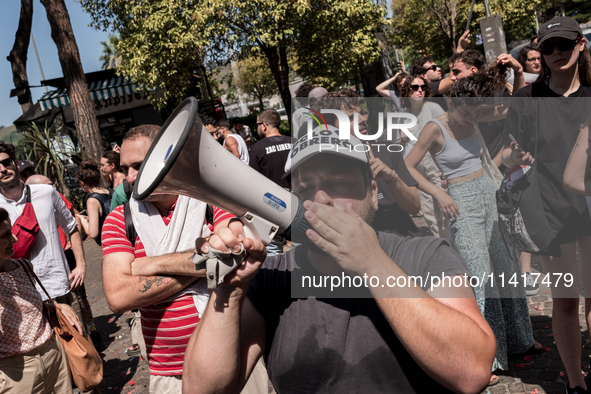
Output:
top-left (410, 84), bottom-right (427, 91)
top-left (423, 64), bottom-right (439, 72)
top-left (347, 110), bottom-right (369, 121)
top-left (0, 158), bottom-right (13, 168)
top-left (256, 122), bottom-right (265, 126)
top-left (540, 38), bottom-right (580, 55)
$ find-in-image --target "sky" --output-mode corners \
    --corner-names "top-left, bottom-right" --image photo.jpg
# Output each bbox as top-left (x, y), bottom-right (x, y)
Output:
top-left (0, 0), bottom-right (110, 127)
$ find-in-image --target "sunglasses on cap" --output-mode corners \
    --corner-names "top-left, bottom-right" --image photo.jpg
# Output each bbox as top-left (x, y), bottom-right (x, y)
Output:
top-left (410, 84), bottom-right (427, 91)
top-left (423, 64), bottom-right (439, 72)
top-left (540, 37), bottom-right (581, 55)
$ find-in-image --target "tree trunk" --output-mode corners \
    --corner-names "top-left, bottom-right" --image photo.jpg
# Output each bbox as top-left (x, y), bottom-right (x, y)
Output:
top-left (257, 93), bottom-right (265, 111)
top-left (7, 0), bottom-right (34, 114)
top-left (259, 43), bottom-right (292, 130)
top-left (40, 0), bottom-right (103, 162)
top-left (449, 17), bottom-right (457, 54)
top-left (375, 32), bottom-right (395, 81)
top-left (357, 57), bottom-right (382, 97)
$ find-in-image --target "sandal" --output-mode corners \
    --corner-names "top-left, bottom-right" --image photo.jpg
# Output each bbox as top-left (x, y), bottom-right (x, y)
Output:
top-left (488, 374), bottom-right (500, 386)
top-left (530, 341), bottom-right (545, 352)
top-left (127, 345), bottom-right (141, 357)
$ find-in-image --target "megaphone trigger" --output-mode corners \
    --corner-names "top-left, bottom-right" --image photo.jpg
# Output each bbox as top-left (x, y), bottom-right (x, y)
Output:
top-left (191, 212), bottom-right (279, 289)
top-left (191, 243), bottom-right (248, 289)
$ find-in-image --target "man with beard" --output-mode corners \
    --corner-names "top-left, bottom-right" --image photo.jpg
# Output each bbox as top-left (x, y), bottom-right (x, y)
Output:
top-left (181, 129), bottom-right (496, 394)
top-left (0, 142), bottom-right (87, 320)
top-left (410, 55), bottom-right (453, 97)
top-left (249, 108), bottom-right (296, 256)
top-left (100, 125), bottom-right (251, 393)
top-left (217, 120), bottom-right (250, 165)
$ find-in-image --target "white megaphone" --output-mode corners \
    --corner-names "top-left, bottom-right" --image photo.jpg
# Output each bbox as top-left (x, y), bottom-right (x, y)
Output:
top-left (134, 97), bottom-right (309, 288)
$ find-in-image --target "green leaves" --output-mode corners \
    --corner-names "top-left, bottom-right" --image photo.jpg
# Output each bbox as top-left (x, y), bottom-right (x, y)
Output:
top-left (20, 122), bottom-right (73, 197)
top-left (234, 55), bottom-right (280, 106)
top-left (79, 0), bottom-right (385, 110)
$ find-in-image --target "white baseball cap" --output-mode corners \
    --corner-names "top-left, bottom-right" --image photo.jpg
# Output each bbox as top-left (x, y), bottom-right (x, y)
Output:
top-left (284, 125), bottom-right (371, 178)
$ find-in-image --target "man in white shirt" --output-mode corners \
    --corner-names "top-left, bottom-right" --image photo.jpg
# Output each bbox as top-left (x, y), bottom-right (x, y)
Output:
top-left (0, 142), bottom-right (87, 315)
top-left (217, 120), bottom-right (250, 165)
top-left (231, 117), bottom-right (253, 146)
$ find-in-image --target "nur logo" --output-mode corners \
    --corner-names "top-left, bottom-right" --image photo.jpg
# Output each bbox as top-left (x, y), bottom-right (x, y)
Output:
top-left (303, 108), bottom-right (418, 142)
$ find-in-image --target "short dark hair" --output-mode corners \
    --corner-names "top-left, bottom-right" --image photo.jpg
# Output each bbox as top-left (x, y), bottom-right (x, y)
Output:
top-left (452, 50), bottom-right (485, 71)
top-left (410, 56), bottom-right (435, 76)
top-left (0, 142), bottom-right (16, 162)
top-left (102, 151), bottom-right (120, 170)
top-left (517, 44), bottom-right (541, 70)
top-left (216, 120), bottom-right (231, 130)
top-left (400, 76), bottom-right (432, 108)
top-left (258, 109), bottom-right (281, 128)
top-left (447, 52), bottom-right (462, 68)
top-left (0, 207), bottom-right (9, 223)
top-left (123, 124), bottom-right (161, 143)
top-left (295, 82), bottom-right (315, 98)
top-left (233, 117), bottom-right (244, 125)
top-left (77, 160), bottom-right (102, 188)
top-left (199, 114), bottom-right (217, 127)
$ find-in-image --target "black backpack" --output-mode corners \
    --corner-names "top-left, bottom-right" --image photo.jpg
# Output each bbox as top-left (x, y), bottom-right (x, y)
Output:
top-left (123, 202), bottom-right (214, 245)
top-left (87, 190), bottom-right (114, 246)
top-left (122, 179), bottom-right (133, 200)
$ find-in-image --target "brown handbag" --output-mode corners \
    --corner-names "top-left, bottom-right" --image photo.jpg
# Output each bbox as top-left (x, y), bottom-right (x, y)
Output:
top-left (17, 259), bottom-right (104, 392)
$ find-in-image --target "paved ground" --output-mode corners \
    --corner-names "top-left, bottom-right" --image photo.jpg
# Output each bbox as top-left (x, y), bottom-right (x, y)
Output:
top-left (81, 220), bottom-right (589, 394)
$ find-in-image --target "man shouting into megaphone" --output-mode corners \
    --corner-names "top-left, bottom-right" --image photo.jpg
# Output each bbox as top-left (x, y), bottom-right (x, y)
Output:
top-left (101, 124), bottom-right (268, 394)
top-left (181, 130), bottom-right (497, 394)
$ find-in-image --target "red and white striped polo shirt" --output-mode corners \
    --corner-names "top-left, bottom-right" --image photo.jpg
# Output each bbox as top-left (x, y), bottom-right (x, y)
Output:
top-left (102, 200), bottom-right (234, 375)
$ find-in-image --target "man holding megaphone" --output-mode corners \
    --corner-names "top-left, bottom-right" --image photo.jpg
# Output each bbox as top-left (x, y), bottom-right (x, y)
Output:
top-left (100, 125), bottom-right (270, 393)
top-left (181, 130), bottom-right (497, 394)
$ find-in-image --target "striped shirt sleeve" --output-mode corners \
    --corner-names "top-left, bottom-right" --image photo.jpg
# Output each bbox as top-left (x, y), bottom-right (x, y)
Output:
top-left (101, 205), bottom-right (135, 257)
top-left (211, 206), bottom-right (236, 232)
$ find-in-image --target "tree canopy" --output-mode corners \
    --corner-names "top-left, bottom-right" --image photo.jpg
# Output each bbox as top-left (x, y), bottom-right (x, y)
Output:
top-left (234, 55), bottom-right (279, 109)
top-left (80, 0), bottom-right (386, 113)
top-left (388, 0), bottom-right (578, 64)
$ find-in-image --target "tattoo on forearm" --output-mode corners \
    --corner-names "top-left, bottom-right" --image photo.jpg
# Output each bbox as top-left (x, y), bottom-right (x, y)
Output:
top-left (138, 276), bottom-right (173, 293)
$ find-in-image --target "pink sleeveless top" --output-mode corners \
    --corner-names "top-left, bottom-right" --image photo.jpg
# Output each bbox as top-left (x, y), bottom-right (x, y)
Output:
top-left (0, 259), bottom-right (52, 358)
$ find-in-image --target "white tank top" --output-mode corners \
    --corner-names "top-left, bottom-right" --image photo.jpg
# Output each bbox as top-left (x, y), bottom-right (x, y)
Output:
top-left (430, 119), bottom-right (483, 180)
top-left (223, 133), bottom-right (250, 165)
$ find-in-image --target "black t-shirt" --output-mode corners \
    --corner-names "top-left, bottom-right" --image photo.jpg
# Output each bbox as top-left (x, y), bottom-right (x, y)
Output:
top-left (501, 82), bottom-right (591, 231)
top-left (369, 143), bottom-right (419, 234)
top-left (369, 143), bottom-right (418, 208)
top-left (479, 89), bottom-right (511, 159)
top-left (247, 232), bottom-right (470, 393)
top-left (249, 135), bottom-right (296, 189)
top-left (429, 80), bottom-right (441, 97)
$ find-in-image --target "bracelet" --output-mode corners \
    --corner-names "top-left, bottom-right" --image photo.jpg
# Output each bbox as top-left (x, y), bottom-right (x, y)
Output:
top-left (386, 171), bottom-right (398, 184)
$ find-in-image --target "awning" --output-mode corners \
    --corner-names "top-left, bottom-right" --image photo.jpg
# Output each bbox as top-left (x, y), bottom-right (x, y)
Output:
top-left (39, 76), bottom-right (144, 111)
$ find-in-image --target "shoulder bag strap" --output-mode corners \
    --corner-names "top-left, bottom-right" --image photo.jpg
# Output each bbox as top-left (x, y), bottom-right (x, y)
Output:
top-left (15, 259), bottom-right (36, 288)
top-left (25, 184), bottom-right (31, 203)
top-left (16, 258), bottom-right (56, 307)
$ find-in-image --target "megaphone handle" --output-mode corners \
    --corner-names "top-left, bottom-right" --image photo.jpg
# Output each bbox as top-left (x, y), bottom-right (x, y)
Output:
top-left (191, 244), bottom-right (248, 289)
top-left (191, 213), bottom-right (278, 289)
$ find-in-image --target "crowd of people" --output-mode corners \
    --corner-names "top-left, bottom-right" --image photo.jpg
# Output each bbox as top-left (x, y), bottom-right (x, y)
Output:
top-left (1, 14), bottom-right (591, 394)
